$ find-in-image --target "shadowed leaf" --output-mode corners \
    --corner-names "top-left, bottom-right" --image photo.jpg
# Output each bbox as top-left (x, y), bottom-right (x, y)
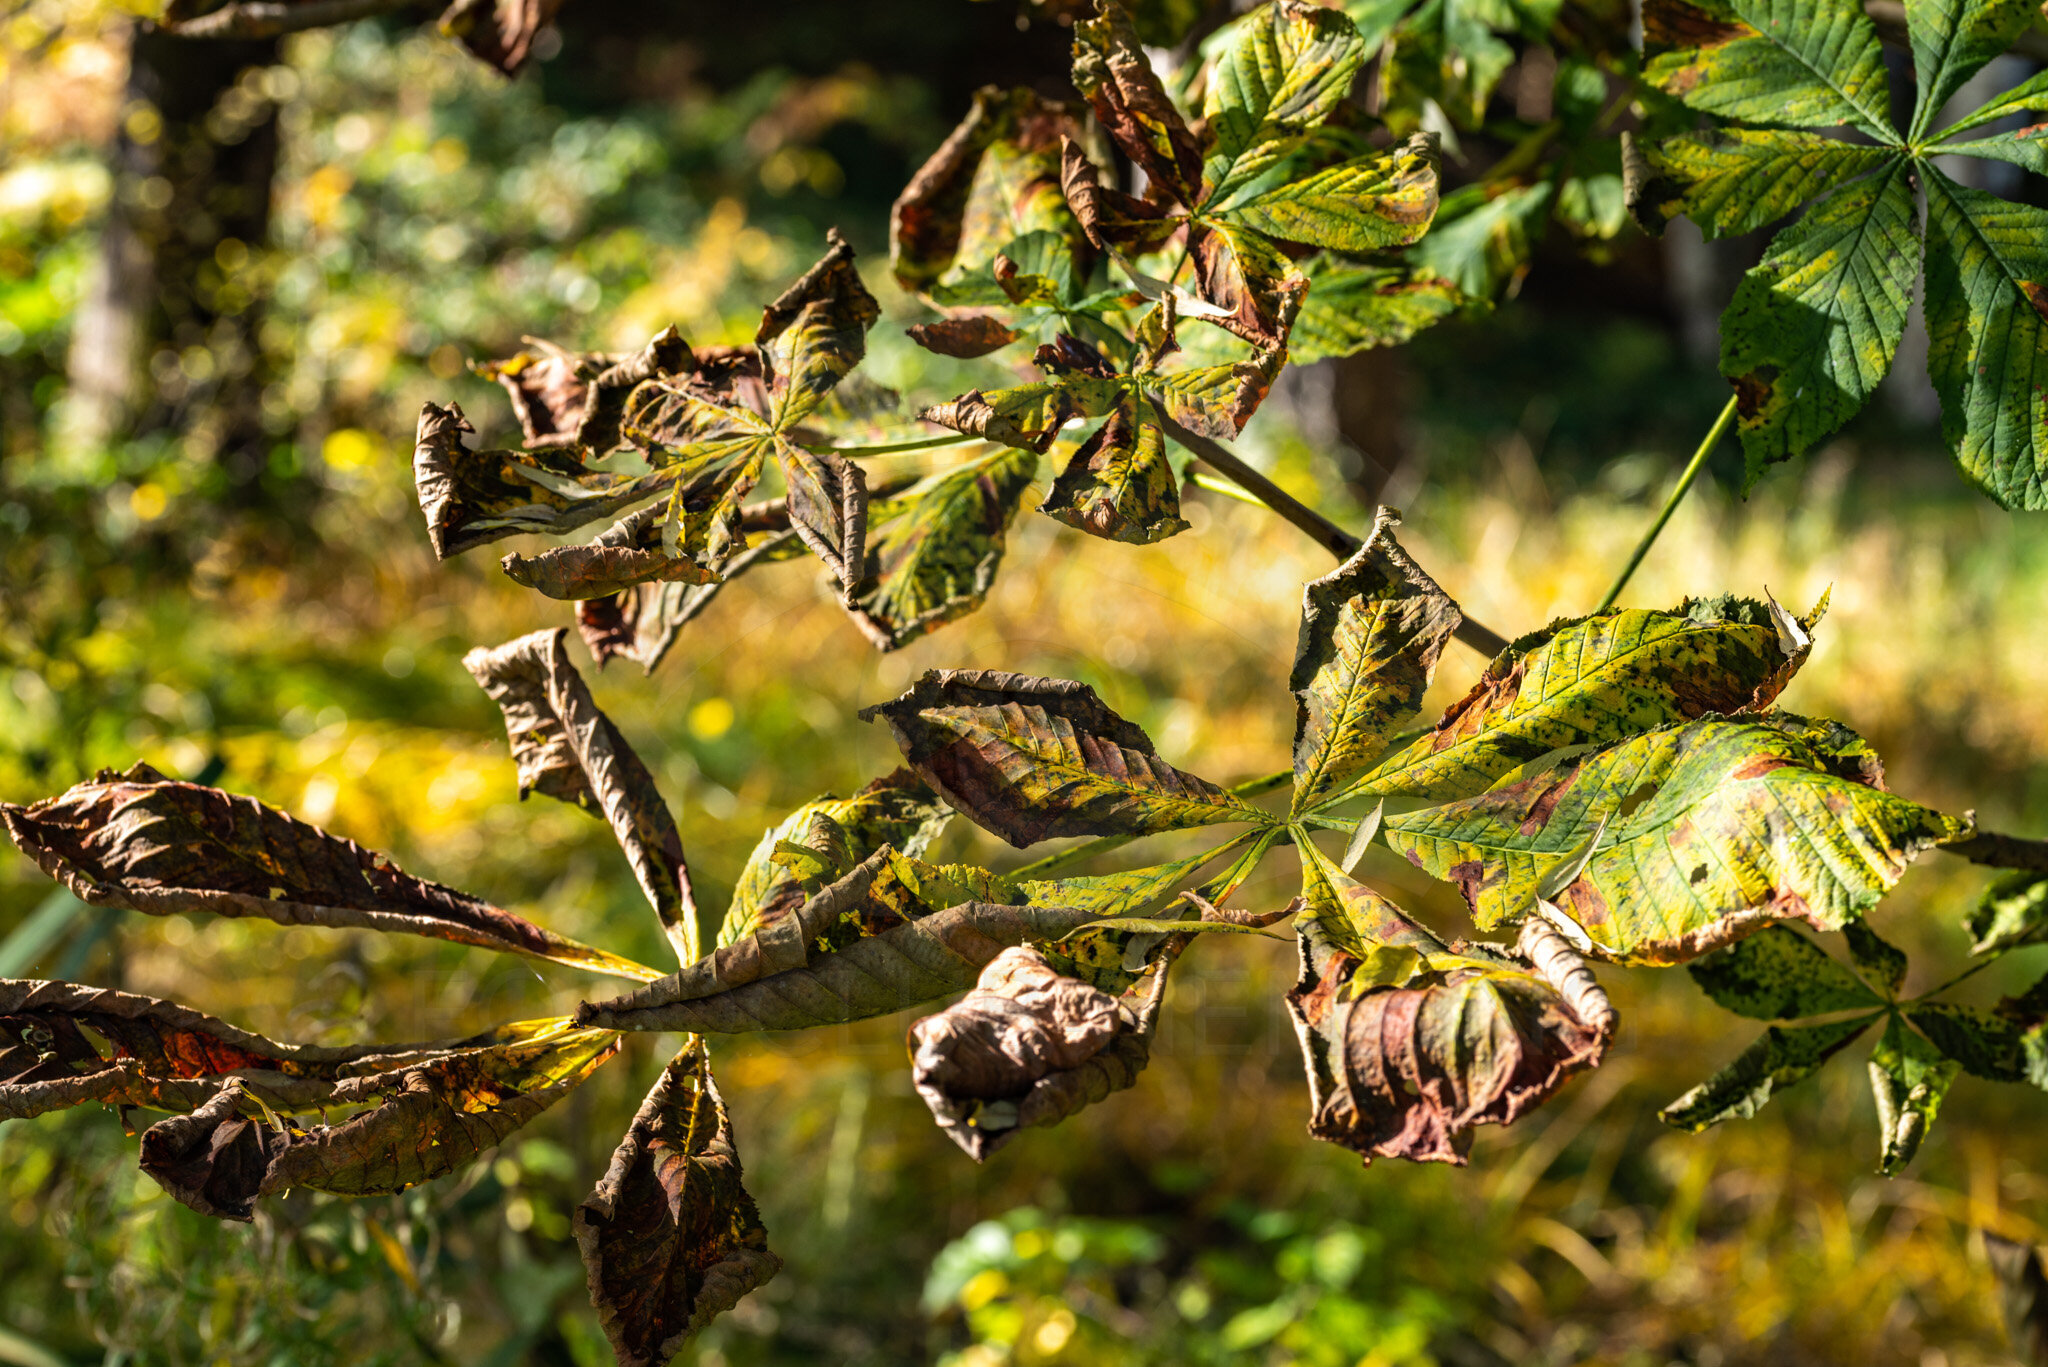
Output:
top-left (465, 629), bottom-right (697, 962)
top-left (576, 1043), bottom-right (779, 1365)
top-left (1687, 926), bottom-right (1882, 1019)
top-left (0, 762), bottom-right (661, 980)
top-left (1659, 1016), bottom-right (1874, 1130)
top-left (859, 669), bottom-right (1270, 846)
top-left (756, 228), bottom-right (881, 431)
top-left (1970, 871), bottom-right (2048, 956)
top-left (1869, 1013), bottom-right (1957, 1175)
top-left (501, 504), bottom-right (717, 601)
top-left (475, 326), bottom-right (693, 452)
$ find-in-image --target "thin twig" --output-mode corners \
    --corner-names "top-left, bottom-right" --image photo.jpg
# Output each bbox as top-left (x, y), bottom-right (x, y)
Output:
top-left (809, 432), bottom-right (981, 458)
top-left (161, 0), bottom-right (418, 39)
top-left (1595, 393), bottom-right (1738, 613)
top-left (1154, 409), bottom-right (1513, 658)
top-left (1945, 830), bottom-right (2048, 873)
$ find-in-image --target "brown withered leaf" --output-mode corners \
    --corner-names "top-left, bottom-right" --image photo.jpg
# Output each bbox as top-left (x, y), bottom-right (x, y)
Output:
top-left (907, 316), bottom-right (1024, 359)
top-left (139, 1025), bottom-right (622, 1208)
top-left (1187, 220), bottom-right (1310, 349)
top-left (413, 402), bottom-right (671, 559)
top-left (464, 629), bottom-right (698, 963)
top-left (1072, 1), bottom-right (1204, 207)
top-left (756, 227), bottom-right (881, 430)
top-left (859, 669), bottom-right (1269, 847)
top-left (475, 327), bottom-right (692, 452)
top-left (1038, 394), bottom-right (1189, 544)
top-left (1287, 850), bottom-right (1612, 1165)
top-left (892, 86), bottom-right (1085, 295)
top-left (0, 762), bottom-right (660, 981)
top-left (437, 0), bottom-right (564, 74)
top-left (1059, 137), bottom-right (1181, 257)
top-left (909, 945), bottom-right (1160, 1161)
top-left (577, 1043), bottom-right (780, 1364)
top-left (777, 445), bottom-right (869, 596)
top-left (501, 504), bottom-right (718, 601)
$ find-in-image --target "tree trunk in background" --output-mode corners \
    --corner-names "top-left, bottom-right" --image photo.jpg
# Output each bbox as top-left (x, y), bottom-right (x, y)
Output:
top-left (63, 25), bottom-right (280, 496)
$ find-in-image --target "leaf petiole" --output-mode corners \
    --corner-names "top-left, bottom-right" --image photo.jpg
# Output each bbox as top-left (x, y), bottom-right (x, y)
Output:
top-left (1595, 393), bottom-right (1740, 612)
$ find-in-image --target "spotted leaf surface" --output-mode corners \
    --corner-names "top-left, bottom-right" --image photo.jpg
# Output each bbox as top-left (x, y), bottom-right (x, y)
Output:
top-left (1623, 128), bottom-right (1894, 240)
top-left (1385, 717), bottom-right (1969, 963)
top-left (1039, 395), bottom-right (1188, 544)
top-left (1658, 1015), bottom-right (1875, 1130)
top-left (1639, 0), bottom-right (1895, 139)
top-left (1686, 926), bottom-right (1882, 1019)
top-left (1869, 1013), bottom-right (1958, 1174)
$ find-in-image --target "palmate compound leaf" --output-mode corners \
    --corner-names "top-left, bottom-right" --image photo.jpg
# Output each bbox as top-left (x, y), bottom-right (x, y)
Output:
top-left (844, 447), bottom-right (1040, 650)
top-left (413, 402), bottom-right (675, 561)
top-left (1286, 843), bottom-right (1613, 1165)
top-left (1902, 0), bottom-right (2043, 140)
top-left (1328, 593), bottom-right (1823, 807)
top-left (1385, 716), bottom-right (1970, 963)
top-left (0, 978), bottom-right (579, 1122)
top-left (464, 628), bottom-right (698, 963)
top-left (716, 767), bottom-right (952, 949)
top-left (576, 1042), bottom-right (779, 1367)
top-left (908, 944), bottom-right (1162, 1161)
top-left (0, 761), bottom-right (662, 981)
top-left (134, 1021), bottom-right (621, 1218)
top-left (858, 669), bottom-right (1273, 847)
top-left (1288, 507), bottom-right (1462, 815)
top-left (890, 85), bottom-right (1088, 304)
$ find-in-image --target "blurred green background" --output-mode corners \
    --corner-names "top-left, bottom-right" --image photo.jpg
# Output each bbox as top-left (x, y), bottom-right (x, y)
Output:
top-left (4, 4), bottom-right (2048, 1365)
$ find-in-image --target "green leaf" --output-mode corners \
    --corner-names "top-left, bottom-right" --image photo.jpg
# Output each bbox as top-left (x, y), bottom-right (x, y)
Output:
top-left (1623, 127), bottom-right (1894, 240)
top-left (756, 228), bottom-right (882, 432)
top-left (1385, 717), bottom-right (1969, 963)
top-left (1658, 1016), bottom-right (1875, 1130)
top-left (412, 402), bottom-right (673, 560)
top-left (1342, 595), bottom-right (1821, 805)
top-left (0, 761), bottom-right (664, 982)
top-left (1920, 168), bottom-right (2048, 510)
top-left (1288, 509), bottom-right (1462, 814)
top-left (1904, 0), bottom-right (2041, 139)
top-left (578, 895), bottom-right (1115, 1035)
top-left (1297, 839), bottom-right (1441, 961)
top-left (1929, 64), bottom-right (2048, 140)
top-left (1210, 135), bottom-right (1440, 253)
top-left (465, 628), bottom-right (698, 963)
top-left (859, 669), bottom-right (1270, 846)
top-left (1379, 0), bottom-right (1521, 131)
top-left (921, 374), bottom-right (1126, 453)
top-left (1686, 926), bottom-right (1882, 1019)
top-left (1286, 257), bottom-right (1462, 363)
top-left (1202, 1), bottom-right (1369, 201)
top-left (1720, 160), bottom-right (1920, 485)
top-left (844, 449), bottom-right (1040, 650)
top-left (718, 769), bottom-right (951, 950)
top-left (892, 86), bottom-right (1084, 297)
top-left (1407, 180), bottom-right (1553, 301)
top-left (1843, 919), bottom-right (1908, 995)
top-left (575, 1043), bottom-right (780, 1361)
top-left (1907, 1001), bottom-right (2028, 1081)
top-left (1639, 0), bottom-right (1895, 140)
top-left (1869, 1013), bottom-right (1958, 1175)
top-left (1039, 394), bottom-right (1189, 544)
top-left (1969, 870), bottom-right (2048, 955)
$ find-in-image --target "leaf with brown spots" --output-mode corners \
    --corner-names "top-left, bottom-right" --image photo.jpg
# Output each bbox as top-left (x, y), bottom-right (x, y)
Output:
top-left (1071, 1), bottom-right (1205, 207)
top-left (1686, 926), bottom-right (1883, 1020)
top-left (475, 326), bottom-right (694, 452)
top-left (1639, 0), bottom-right (1894, 138)
top-left (464, 629), bottom-right (698, 963)
top-left (1038, 393), bottom-right (1189, 544)
top-left (1658, 1015), bottom-right (1876, 1130)
top-left (576, 1042), bottom-right (779, 1365)
top-left (1288, 508), bottom-right (1462, 815)
top-left (1384, 716), bottom-right (1969, 963)
top-left (1335, 594), bottom-right (1826, 805)
top-left (500, 504), bottom-right (718, 601)
top-left (0, 762), bottom-right (662, 981)
top-left (858, 669), bottom-right (1273, 847)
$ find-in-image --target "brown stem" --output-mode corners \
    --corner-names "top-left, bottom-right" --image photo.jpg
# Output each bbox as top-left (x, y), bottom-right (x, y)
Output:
top-left (1154, 411), bottom-right (1513, 658)
top-left (1944, 830), bottom-right (2048, 872)
top-left (163, 0), bottom-right (418, 39)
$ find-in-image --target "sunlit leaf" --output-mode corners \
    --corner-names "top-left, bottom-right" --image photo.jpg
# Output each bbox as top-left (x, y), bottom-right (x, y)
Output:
top-left (1869, 1013), bottom-right (1957, 1175)
top-left (576, 1043), bottom-right (779, 1364)
top-left (500, 504), bottom-right (718, 601)
top-left (1623, 128), bottom-right (1894, 240)
top-left (1287, 256), bottom-right (1463, 363)
top-left (475, 326), bottom-right (692, 452)
top-left (1902, 0), bottom-right (2041, 139)
top-left (0, 762), bottom-right (661, 980)
top-left (1039, 394), bottom-right (1188, 544)
top-left (1072, 0), bottom-right (1205, 206)
top-left (1639, 0), bottom-right (1894, 139)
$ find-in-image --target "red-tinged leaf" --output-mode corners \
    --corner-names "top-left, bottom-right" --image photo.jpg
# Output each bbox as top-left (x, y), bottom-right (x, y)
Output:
top-left (500, 504), bottom-right (718, 601)
top-left (907, 316), bottom-right (1024, 359)
top-left (0, 761), bottom-right (660, 981)
top-left (909, 945), bottom-right (1159, 1160)
top-left (138, 1081), bottom-right (279, 1221)
top-left (465, 629), bottom-right (697, 963)
top-left (413, 401), bottom-right (672, 559)
top-left (1072, 1), bottom-right (1204, 207)
top-left (1060, 136), bottom-right (1181, 255)
top-left (858, 669), bottom-right (1269, 846)
top-left (576, 1044), bottom-right (780, 1364)
top-left (1187, 218), bottom-right (1309, 349)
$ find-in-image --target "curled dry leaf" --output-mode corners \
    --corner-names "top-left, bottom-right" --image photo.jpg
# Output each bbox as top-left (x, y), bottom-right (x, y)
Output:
top-left (577, 1044), bottom-right (780, 1365)
top-left (465, 628), bottom-right (698, 962)
top-left (907, 315), bottom-right (1024, 359)
top-left (859, 668), bottom-right (1267, 846)
top-left (138, 1079), bottom-right (278, 1221)
top-left (413, 402), bottom-right (671, 559)
top-left (501, 503), bottom-right (719, 601)
top-left (1287, 854), bottom-right (1612, 1165)
top-left (476, 326), bottom-right (694, 451)
top-left (0, 761), bottom-right (660, 981)
top-left (437, 0), bottom-right (565, 74)
top-left (909, 945), bottom-right (1159, 1161)
top-left (1071, 0), bottom-right (1204, 206)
